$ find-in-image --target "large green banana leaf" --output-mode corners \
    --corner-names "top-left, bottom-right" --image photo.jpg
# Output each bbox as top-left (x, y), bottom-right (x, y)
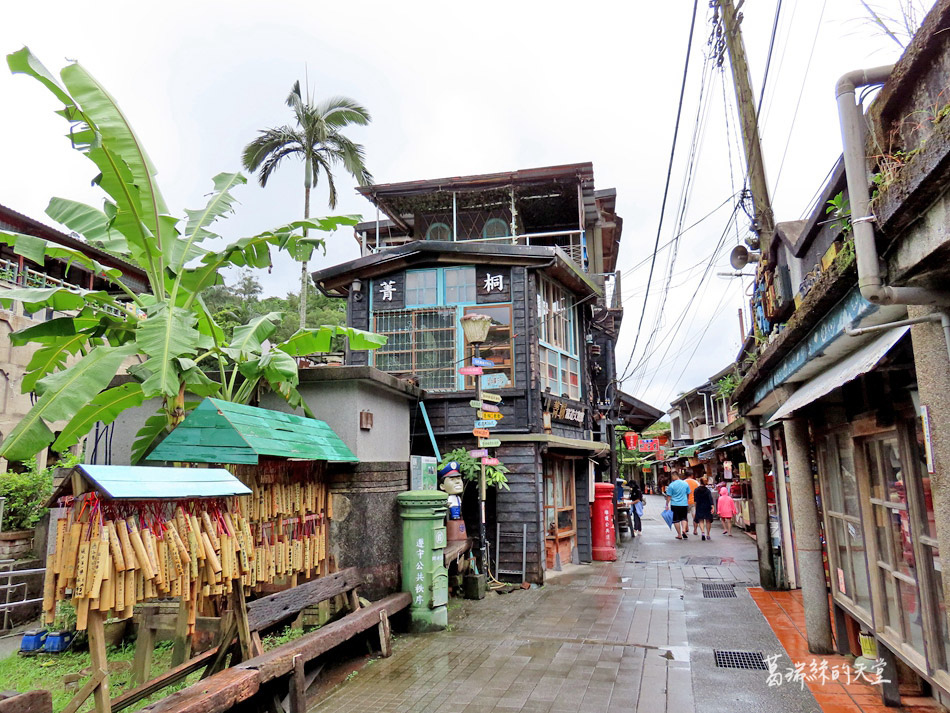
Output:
top-left (223, 312), bottom-right (281, 361)
top-left (52, 382), bottom-right (145, 451)
top-left (168, 172), bottom-right (246, 274)
top-left (277, 325), bottom-right (387, 355)
top-left (134, 304), bottom-right (201, 397)
top-left (45, 198), bottom-right (128, 255)
top-left (0, 343), bottom-right (136, 461)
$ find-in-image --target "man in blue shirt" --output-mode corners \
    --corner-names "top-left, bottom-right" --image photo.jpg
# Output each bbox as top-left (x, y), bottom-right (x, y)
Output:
top-left (665, 472), bottom-right (692, 540)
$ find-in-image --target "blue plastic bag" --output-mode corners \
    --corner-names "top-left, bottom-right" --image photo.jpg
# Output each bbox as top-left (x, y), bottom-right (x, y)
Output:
top-left (635, 501), bottom-right (644, 518)
top-left (661, 508), bottom-right (674, 529)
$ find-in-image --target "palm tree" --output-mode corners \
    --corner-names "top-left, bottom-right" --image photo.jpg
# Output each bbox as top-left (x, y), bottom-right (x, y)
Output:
top-left (243, 81), bottom-right (373, 330)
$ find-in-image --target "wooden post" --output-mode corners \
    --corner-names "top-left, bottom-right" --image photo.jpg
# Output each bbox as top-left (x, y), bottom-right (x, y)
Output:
top-left (171, 596), bottom-right (192, 667)
top-left (378, 610), bottom-right (392, 658)
top-left (132, 612), bottom-right (156, 686)
top-left (290, 654), bottom-right (305, 713)
top-left (230, 580), bottom-right (256, 662)
top-left (87, 610), bottom-right (110, 713)
top-left (201, 611), bottom-right (235, 680)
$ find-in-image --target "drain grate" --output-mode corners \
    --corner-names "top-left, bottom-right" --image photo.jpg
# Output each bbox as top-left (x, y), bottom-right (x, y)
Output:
top-left (714, 650), bottom-right (768, 670)
top-left (702, 583), bottom-right (737, 598)
top-left (686, 556), bottom-right (725, 566)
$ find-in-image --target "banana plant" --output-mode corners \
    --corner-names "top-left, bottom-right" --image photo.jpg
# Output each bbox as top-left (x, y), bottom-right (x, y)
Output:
top-left (0, 48), bottom-right (386, 463)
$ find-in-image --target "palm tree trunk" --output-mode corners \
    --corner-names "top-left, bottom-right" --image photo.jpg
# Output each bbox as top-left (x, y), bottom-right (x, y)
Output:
top-left (300, 182), bottom-right (311, 331)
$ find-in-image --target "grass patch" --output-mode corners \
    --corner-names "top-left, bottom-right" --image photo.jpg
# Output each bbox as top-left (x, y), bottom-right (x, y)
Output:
top-left (260, 624), bottom-right (309, 652)
top-left (0, 639), bottom-right (202, 712)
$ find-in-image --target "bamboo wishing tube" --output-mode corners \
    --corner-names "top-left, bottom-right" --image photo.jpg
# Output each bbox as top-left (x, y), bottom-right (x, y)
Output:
top-left (126, 519), bottom-right (156, 581)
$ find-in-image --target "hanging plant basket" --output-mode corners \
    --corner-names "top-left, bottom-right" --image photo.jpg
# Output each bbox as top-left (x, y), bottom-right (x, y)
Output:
top-left (461, 313), bottom-right (492, 344)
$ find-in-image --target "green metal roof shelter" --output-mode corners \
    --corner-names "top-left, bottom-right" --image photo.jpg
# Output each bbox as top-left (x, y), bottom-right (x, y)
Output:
top-left (148, 398), bottom-right (358, 465)
top-left (676, 437), bottom-right (720, 459)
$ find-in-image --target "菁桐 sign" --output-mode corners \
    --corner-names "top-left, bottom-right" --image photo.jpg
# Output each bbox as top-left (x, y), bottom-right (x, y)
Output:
top-left (458, 366), bottom-right (483, 376)
top-left (476, 266), bottom-right (511, 303)
top-left (372, 273), bottom-right (405, 310)
top-left (546, 398), bottom-right (585, 424)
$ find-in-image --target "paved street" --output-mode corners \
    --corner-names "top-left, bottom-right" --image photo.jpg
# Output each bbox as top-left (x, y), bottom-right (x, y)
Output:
top-left (311, 495), bottom-right (822, 713)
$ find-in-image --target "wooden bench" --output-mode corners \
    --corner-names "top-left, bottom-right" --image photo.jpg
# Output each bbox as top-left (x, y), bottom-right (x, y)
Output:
top-left (0, 690), bottom-right (52, 713)
top-left (129, 569), bottom-right (409, 713)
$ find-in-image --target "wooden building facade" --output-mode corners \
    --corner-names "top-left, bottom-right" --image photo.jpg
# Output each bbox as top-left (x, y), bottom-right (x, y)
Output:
top-left (313, 164), bottom-right (659, 584)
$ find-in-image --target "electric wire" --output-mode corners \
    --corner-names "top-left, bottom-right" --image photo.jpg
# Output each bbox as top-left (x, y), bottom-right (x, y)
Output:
top-left (618, 0), bottom-right (701, 383)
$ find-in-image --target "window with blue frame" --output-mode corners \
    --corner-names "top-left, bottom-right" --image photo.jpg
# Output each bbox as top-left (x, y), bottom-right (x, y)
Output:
top-left (371, 267), bottom-right (513, 391)
top-left (537, 276), bottom-right (580, 400)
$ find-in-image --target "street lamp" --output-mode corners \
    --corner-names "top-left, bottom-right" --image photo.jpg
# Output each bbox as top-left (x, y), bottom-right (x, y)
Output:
top-left (461, 313), bottom-right (492, 574)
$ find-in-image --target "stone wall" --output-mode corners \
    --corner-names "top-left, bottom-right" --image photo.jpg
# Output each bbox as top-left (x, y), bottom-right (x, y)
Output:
top-left (327, 461), bottom-right (408, 600)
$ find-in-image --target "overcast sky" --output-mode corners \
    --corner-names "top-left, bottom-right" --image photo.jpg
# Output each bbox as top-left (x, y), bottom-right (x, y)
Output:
top-left (0, 0), bottom-right (933, 414)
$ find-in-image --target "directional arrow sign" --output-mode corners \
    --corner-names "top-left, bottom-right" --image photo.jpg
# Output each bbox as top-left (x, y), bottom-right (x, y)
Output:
top-left (472, 357), bottom-right (494, 368)
top-left (481, 457), bottom-right (500, 466)
top-left (469, 400), bottom-right (482, 408)
top-left (481, 392), bottom-right (502, 404)
top-left (474, 419), bottom-right (497, 428)
top-left (473, 428), bottom-right (491, 438)
top-left (478, 411), bottom-right (503, 420)
top-left (478, 438), bottom-right (501, 448)
top-left (480, 373), bottom-right (508, 389)
top-left (479, 402), bottom-right (500, 413)
top-left (458, 366), bottom-right (483, 376)
top-left (468, 449), bottom-right (488, 458)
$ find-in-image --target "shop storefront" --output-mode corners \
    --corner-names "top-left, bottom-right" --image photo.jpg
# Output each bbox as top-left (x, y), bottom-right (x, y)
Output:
top-left (778, 331), bottom-right (950, 695)
top-left (543, 455), bottom-right (578, 569)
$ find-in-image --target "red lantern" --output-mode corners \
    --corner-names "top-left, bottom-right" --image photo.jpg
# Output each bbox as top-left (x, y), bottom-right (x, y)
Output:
top-left (623, 431), bottom-right (639, 450)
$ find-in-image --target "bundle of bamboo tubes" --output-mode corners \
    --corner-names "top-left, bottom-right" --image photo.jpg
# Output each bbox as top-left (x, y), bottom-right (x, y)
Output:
top-left (46, 485), bottom-right (332, 632)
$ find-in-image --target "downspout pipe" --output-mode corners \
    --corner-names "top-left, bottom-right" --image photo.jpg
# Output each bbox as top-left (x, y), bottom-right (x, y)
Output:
top-left (836, 66), bottom-right (950, 307)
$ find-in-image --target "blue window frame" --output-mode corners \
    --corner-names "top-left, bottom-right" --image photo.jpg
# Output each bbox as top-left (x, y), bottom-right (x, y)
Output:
top-left (482, 218), bottom-right (509, 239)
top-left (537, 276), bottom-right (580, 400)
top-left (426, 222), bottom-right (452, 241)
top-left (371, 267), bottom-right (514, 391)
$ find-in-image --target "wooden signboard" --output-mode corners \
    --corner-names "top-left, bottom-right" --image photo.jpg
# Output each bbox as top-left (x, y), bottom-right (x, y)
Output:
top-left (477, 411), bottom-right (502, 420)
top-left (372, 274), bottom-right (405, 310)
top-left (474, 420), bottom-right (497, 429)
top-left (473, 428), bottom-right (491, 438)
top-left (481, 392), bottom-right (502, 404)
top-left (458, 366), bottom-right (483, 376)
top-left (481, 458), bottom-right (500, 466)
top-left (468, 449), bottom-right (488, 458)
top-left (478, 438), bottom-right (501, 448)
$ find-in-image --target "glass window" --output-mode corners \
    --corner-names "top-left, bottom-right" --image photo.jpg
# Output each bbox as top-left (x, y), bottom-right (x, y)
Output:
top-left (543, 459), bottom-right (575, 538)
top-left (463, 305), bottom-right (513, 388)
top-left (373, 308), bottom-right (456, 390)
top-left (537, 277), bottom-right (580, 400)
top-left (482, 218), bottom-right (509, 239)
top-left (406, 270), bottom-right (438, 306)
top-left (444, 267), bottom-right (476, 304)
top-left (426, 222), bottom-right (452, 241)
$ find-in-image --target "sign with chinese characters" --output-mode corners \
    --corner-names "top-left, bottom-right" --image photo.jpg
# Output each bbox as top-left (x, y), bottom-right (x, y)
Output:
top-left (545, 397), bottom-right (585, 425)
top-left (469, 400), bottom-right (482, 408)
top-left (922, 405), bottom-right (935, 474)
top-left (481, 457), bottom-right (500, 466)
top-left (623, 432), bottom-right (639, 450)
top-left (468, 449), bottom-right (488, 458)
top-left (479, 402), bottom-right (500, 413)
top-left (480, 373), bottom-right (510, 389)
top-left (372, 273), bottom-right (405, 310)
top-left (473, 428), bottom-right (491, 438)
top-left (478, 438), bottom-right (501, 447)
top-left (472, 357), bottom-right (494, 368)
top-left (476, 266), bottom-right (511, 303)
top-left (474, 419), bottom-right (497, 429)
top-left (638, 438), bottom-right (660, 452)
top-left (458, 366), bottom-right (483, 376)
top-left (477, 411), bottom-right (502, 420)
top-left (481, 392), bottom-right (502, 403)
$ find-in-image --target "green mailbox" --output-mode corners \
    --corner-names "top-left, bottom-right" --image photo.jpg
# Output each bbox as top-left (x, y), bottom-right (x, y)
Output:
top-left (398, 490), bottom-right (449, 632)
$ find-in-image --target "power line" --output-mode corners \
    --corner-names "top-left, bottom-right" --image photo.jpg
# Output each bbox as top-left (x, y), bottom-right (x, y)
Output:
top-left (757, 0), bottom-right (784, 118)
top-left (619, 0), bottom-right (701, 383)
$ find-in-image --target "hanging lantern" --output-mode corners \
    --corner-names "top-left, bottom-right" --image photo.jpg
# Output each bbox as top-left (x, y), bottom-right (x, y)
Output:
top-left (623, 432), bottom-right (639, 450)
top-left (461, 313), bottom-right (492, 344)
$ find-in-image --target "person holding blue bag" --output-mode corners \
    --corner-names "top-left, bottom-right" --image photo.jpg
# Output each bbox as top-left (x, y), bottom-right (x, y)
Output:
top-left (665, 472), bottom-right (692, 540)
top-left (629, 479), bottom-right (643, 536)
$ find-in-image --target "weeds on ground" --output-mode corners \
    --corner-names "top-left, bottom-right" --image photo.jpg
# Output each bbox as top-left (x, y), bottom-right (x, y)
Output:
top-left (0, 638), bottom-right (200, 712)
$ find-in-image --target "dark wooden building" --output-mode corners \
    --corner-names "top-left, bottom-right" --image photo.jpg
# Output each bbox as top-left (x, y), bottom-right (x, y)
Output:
top-left (312, 163), bottom-right (660, 583)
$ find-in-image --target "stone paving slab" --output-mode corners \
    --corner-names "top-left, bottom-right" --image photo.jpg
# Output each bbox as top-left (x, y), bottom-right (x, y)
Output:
top-left (310, 495), bottom-right (812, 713)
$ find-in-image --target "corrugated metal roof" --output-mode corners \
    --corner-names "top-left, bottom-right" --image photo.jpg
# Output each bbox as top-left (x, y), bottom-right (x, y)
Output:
top-left (148, 398), bottom-right (358, 465)
top-left (770, 326), bottom-right (909, 421)
top-left (73, 464), bottom-right (250, 499)
top-left (677, 437), bottom-right (720, 458)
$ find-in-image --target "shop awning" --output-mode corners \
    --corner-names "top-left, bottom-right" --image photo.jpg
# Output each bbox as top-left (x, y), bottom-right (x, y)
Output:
top-left (717, 439), bottom-right (742, 450)
top-left (677, 437), bottom-right (719, 458)
top-left (492, 433), bottom-right (609, 456)
top-left (771, 326), bottom-right (909, 421)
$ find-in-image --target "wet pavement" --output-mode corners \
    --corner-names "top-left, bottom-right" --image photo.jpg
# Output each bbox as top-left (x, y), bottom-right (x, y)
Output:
top-left (311, 495), bottom-right (822, 712)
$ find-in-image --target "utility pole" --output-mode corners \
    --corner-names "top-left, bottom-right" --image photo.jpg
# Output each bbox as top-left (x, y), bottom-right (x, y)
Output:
top-left (716, 0), bottom-right (777, 590)
top-left (715, 0), bottom-right (775, 251)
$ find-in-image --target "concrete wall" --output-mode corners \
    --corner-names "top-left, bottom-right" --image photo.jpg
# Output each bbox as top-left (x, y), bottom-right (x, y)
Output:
top-left (259, 370), bottom-right (418, 463)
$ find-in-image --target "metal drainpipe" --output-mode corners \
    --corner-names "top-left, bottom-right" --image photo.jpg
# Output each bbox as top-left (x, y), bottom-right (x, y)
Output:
top-left (836, 66), bottom-right (950, 353)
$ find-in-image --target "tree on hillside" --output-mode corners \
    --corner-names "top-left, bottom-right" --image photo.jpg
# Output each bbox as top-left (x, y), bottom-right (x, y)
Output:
top-left (242, 81), bottom-right (372, 331)
top-left (0, 48), bottom-right (385, 464)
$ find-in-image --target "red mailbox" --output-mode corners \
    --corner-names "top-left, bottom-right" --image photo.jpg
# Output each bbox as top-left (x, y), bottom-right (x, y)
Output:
top-left (591, 481), bottom-right (617, 561)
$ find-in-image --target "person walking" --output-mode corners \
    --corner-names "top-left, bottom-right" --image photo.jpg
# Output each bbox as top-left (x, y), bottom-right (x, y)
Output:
top-left (684, 473), bottom-right (700, 535)
top-left (693, 477), bottom-right (714, 540)
top-left (717, 485), bottom-right (738, 536)
top-left (665, 473), bottom-right (691, 540)
top-left (629, 478), bottom-right (643, 536)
